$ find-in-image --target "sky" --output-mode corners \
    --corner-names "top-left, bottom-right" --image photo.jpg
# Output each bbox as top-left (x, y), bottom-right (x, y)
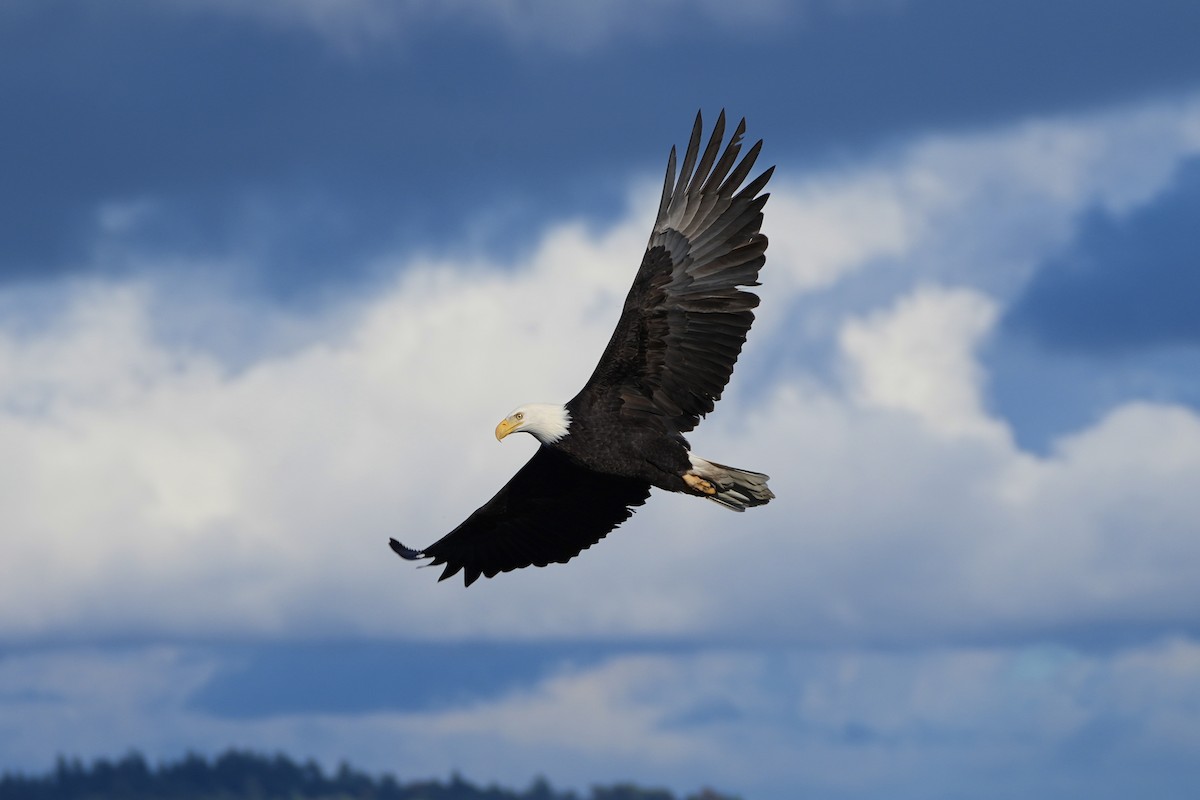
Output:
top-left (2, 1), bottom-right (1200, 798)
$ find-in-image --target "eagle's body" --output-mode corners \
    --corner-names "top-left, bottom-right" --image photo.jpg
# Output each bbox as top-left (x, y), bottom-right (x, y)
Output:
top-left (391, 111), bottom-right (775, 586)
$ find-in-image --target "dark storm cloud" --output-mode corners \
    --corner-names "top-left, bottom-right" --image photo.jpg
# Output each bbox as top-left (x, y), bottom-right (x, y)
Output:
top-left (2, 0), bottom-right (1199, 296)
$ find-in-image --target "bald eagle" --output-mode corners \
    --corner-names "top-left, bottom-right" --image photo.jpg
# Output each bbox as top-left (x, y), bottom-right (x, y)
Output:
top-left (391, 111), bottom-right (774, 586)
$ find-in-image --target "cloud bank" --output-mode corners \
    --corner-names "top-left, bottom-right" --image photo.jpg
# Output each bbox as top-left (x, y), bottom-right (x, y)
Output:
top-left (3, 638), bottom-right (1198, 799)
top-left (3, 94), bottom-right (1200, 650)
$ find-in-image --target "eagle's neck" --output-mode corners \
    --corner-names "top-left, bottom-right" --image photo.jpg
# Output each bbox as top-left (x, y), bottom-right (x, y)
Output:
top-left (524, 403), bottom-right (572, 445)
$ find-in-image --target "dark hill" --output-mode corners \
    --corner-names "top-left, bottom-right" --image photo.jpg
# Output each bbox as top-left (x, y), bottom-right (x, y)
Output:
top-left (0, 750), bottom-right (741, 800)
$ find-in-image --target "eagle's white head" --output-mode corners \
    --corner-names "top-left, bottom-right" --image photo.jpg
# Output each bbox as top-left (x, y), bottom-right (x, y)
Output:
top-left (495, 403), bottom-right (572, 445)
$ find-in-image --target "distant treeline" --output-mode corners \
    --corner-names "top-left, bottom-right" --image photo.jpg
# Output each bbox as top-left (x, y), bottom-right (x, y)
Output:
top-left (0, 750), bottom-right (741, 800)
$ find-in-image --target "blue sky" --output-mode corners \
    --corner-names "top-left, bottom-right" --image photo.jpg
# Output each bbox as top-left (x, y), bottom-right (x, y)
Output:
top-left (2, 2), bottom-right (1200, 799)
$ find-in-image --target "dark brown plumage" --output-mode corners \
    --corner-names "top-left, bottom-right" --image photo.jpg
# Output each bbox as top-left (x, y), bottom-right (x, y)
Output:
top-left (391, 111), bottom-right (774, 586)
top-left (390, 448), bottom-right (650, 587)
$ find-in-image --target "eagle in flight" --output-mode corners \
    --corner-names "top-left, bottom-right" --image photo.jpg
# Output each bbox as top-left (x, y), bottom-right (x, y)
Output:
top-left (391, 111), bottom-right (774, 586)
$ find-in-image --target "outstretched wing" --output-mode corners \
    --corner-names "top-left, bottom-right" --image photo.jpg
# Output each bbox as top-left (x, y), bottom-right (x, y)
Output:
top-left (390, 447), bottom-right (651, 587)
top-left (572, 110), bottom-right (772, 433)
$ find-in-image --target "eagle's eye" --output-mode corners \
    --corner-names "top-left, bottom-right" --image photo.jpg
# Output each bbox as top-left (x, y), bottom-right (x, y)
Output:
top-left (514, 412), bottom-right (524, 421)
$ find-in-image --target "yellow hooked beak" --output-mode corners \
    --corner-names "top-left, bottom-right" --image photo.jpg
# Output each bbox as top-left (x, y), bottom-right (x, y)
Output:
top-left (495, 417), bottom-right (519, 441)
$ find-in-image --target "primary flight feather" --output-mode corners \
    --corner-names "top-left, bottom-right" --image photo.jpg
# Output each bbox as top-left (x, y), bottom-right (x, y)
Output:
top-left (391, 110), bottom-right (775, 586)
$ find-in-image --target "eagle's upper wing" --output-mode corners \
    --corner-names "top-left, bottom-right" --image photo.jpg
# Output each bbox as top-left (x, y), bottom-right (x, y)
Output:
top-left (390, 446), bottom-right (651, 586)
top-left (572, 110), bottom-right (772, 433)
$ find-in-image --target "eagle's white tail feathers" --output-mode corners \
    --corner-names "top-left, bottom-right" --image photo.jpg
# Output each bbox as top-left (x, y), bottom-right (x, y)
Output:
top-left (687, 454), bottom-right (774, 511)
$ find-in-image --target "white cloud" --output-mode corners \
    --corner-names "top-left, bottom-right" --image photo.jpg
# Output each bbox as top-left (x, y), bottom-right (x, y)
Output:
top-left (839, 285), bottom-right (1006, 442)
top-left (2, 94), bottom-right (1200, 647)
top-left (763, 172), bottom-right (922, 294)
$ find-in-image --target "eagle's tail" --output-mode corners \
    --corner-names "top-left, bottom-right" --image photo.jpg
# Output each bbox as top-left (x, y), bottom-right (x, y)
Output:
top-left (686, 454), bottom-right (774, 511)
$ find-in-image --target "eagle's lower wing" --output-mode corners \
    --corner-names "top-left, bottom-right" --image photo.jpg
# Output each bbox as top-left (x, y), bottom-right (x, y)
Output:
top-left (573, 110), bottom-right (772, 433)
top-left (390, 446), bottom-right (651, 586)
